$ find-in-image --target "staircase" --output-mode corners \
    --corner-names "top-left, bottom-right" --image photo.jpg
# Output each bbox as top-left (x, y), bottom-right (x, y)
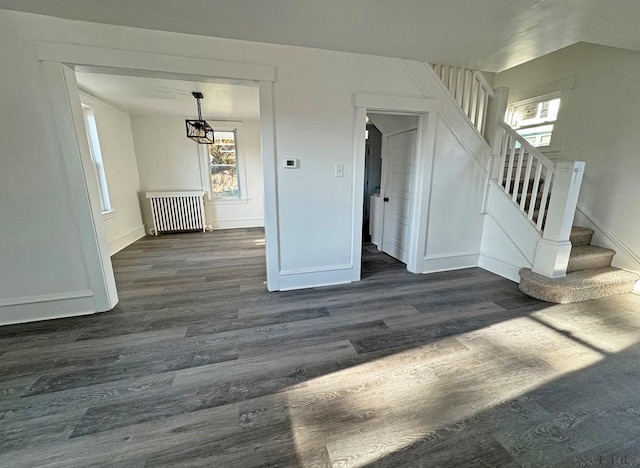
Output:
top-left (427, 62), bottom-right (640, 303)
top-left (519, 226), bottom-right (640, 303)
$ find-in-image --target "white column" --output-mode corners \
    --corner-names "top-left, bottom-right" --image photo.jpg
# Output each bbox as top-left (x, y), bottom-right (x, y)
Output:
top-left (258, 80), bottom-right (281, 291)
top-left (41, 61), bottom-right (119, 311)
top-left (532, 161), bottom-right (585, 278)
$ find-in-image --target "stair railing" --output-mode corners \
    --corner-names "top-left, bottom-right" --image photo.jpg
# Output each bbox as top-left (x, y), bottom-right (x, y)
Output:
top-left (430, 62), bottom-right (586, 278)
top-left (432, 64), bottom-right (494, 136)
top-left (494, 122), bottom-right (556, 232)
top-left (492, 122), bottom-right (585, 278)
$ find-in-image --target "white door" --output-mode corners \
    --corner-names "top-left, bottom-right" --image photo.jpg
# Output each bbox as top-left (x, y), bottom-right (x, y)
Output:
top-left (381, 129), bottom-right (416, 263)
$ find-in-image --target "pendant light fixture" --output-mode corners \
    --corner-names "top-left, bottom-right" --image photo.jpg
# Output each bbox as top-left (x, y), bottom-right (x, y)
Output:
top-left (185, 92), bottom-right (214, 144)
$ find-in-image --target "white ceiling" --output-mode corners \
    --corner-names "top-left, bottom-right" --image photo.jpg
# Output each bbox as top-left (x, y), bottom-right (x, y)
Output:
top-left (368, 113), bottom-right (419, 135)
top-left (2, 0), bottom-right (640, 71)
top-left (76, 72), bottom-right (260, 119)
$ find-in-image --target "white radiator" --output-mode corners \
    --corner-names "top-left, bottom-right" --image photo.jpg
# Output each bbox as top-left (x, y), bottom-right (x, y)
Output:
top-left (145, 191), bottom-right (206, 235)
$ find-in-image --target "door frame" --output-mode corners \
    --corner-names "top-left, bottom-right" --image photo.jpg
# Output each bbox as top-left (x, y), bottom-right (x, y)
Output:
top-left (379, 124), bottom-right (419, 263)
top-left (352, 94), bottom-right (439, 277)
top-left (36, 42), bottom-right (280, 313)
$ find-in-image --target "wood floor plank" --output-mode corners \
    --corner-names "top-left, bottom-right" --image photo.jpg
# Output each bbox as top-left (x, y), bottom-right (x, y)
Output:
top-left (0, 404), bottom-right (239, 468)
top-left (2, 228), bottom-right (640, 466)
top-left (70, 382), bottom-right (231, 438)
top-left (185, 306), bottom-right (330, 337)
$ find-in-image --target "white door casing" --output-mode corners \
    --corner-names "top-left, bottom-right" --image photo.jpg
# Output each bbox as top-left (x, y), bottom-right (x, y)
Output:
top-left (353, 93), bottom-right (439, 276)
top-left (381, 128), bottom-right (417, 263)
top-left (35, 42), bottom-right (280, 311)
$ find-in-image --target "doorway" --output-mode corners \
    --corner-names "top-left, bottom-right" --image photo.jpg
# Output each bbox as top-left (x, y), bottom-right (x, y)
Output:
top-left (362, 121), bottom-right (382, 243)
top-left (363, 113), bottom-right (419, 265)
top-left (38, 45), bottom-right (280, 313)
top-left (75, 71), bottom-right (264, 236)
top-left (352, 94), bottom-right (439, 280)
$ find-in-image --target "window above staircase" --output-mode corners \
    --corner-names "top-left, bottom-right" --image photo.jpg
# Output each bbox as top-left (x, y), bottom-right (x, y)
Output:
top-left (505, 77), bottom-right (575, 156)
top-left (508, 93), bottom-right (561, 148)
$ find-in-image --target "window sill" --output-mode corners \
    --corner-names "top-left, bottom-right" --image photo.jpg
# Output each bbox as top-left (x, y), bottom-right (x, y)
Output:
top-left (102, 210), bottom-right (116, 220)
top-left (205, 197), bottom-right (249, 205)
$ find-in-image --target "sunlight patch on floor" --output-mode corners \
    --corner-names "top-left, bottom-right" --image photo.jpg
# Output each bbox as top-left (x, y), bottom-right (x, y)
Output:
top-left (284, 313), bottom-right (624, 467)
top-left (531, 301), bottom-right (640, 354)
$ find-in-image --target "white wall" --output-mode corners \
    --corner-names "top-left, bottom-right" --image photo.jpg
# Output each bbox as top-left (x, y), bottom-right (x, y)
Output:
top-left (422, 119), bottom-right (486, 272)
top-left (131, 116), bottom-right (264, 230)
top-left (80, 93), bottom-right (145, 254)
top-left (479, 182), bottom-right (540, 282)
top-left (493, 42), bottom-right (640, 274)
top-left (0, 8), bottom-right (490, 323)
top-left (0, 11), bottom-right (92, 322)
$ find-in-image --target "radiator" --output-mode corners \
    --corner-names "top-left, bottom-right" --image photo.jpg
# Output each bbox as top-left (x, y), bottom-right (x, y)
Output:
top-left (145, 191), bottom-right (206, 235)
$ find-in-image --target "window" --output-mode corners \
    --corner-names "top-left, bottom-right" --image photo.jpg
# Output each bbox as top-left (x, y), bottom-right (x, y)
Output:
top-left (199, 122), bottom-right (247, 202)
top-left (508, 94), bottom-right (561, 148)
top-left (208, 130), bottom-right (240, 198)
top-left (81, 104), bottom-right (112, 213)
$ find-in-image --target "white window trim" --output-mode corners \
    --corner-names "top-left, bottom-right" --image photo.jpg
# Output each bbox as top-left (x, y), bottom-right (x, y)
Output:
top-left (102, 210), bottom-right (116, 220)
top-left (506, 77), bottom-right (574, 156)
top-left (79, 96), bottom-right (113, 214)
top-left (200, 121), bottom-right (248, 203)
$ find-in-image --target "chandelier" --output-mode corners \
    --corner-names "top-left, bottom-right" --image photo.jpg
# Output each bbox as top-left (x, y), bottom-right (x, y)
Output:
top-left (185, 92), bottom-right (214, 144)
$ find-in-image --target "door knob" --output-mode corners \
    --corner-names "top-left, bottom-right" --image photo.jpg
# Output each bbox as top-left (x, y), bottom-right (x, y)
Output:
top-left (383, 197), bottom-right (389, 202)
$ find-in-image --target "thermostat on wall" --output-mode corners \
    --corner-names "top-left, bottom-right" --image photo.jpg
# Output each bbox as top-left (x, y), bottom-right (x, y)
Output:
top-left (283, 158), bottom-right (299, 169)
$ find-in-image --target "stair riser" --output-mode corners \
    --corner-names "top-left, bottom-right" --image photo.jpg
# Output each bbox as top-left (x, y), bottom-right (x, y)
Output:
top-left (570, 232), bottom-right (594, 247)
top-left (567, 253), bottom-right (615, 273)
top-left (519, 279), bottom-right (636, 304)
top-left (518, 226), bottom-right (634, 304)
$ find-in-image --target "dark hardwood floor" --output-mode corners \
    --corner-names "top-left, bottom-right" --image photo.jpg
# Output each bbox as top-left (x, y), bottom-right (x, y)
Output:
top-left (2, 228), bottom-right (640, 467)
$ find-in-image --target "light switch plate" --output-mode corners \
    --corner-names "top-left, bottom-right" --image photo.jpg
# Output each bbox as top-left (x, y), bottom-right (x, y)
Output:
top-left (335, 163), bottom-right (344, 177)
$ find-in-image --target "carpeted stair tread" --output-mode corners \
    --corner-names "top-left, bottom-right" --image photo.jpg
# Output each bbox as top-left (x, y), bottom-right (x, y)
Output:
top-left (519, 267), bottom-right (639, 304)
top-left (520, 267), bottom-right (638, 289)
top-left (570, 226), bottom-right (594, 247)
top-left (567, 245), bottom-right (615, 272)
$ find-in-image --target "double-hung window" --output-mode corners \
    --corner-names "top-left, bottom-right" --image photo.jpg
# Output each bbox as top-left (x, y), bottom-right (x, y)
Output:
top-left (209, 130), bottom-right (240, 198)
top-left (81, 104), bottom-right (112, 213)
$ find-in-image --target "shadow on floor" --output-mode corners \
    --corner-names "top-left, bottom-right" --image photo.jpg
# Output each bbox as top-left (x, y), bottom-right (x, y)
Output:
top-left (1, 230), bottom-right (639, 467)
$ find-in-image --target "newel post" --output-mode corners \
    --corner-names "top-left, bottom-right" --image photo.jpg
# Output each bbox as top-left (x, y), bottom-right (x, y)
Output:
top-left (532, 161), bottom-right (585, 278)
top-left (481, 126), bottom-right (505, 213)
top-left (484, 87), bottom-right (509, 147)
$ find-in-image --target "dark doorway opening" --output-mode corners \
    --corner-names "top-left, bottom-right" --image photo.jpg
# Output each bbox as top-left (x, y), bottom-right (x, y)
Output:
top-left (362, 122), bottom-right (382, 242)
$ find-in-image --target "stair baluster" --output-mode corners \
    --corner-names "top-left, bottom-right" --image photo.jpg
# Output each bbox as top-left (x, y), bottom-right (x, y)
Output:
top-left (431, 64), bottom-right (494, 138)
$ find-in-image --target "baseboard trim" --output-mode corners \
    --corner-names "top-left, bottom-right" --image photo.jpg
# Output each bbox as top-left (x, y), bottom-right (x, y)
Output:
top-left (478, 252), bottom-right (522, 283)
top-left (0, 290), bottom-right (97, 326)
top-left (575, 207), bottom-right (640, 293)
top-left (108, 225), bottom-right (146, 255)
top-left (279, 263), bottom-right (353, 276)
top-left (210, 218), bottom-right (264, 230)
top-left (278, 265), bottom-right (354, 291)
top-left (422, 252), bottom-right (479, 274)
top-left (575, 206), bottom-right (640, 270)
